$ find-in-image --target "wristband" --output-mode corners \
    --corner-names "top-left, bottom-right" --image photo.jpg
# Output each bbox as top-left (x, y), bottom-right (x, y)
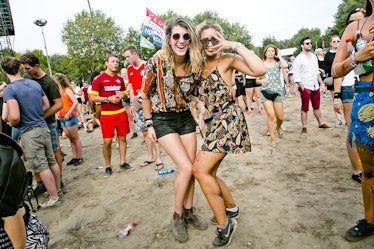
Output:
top-left (232, 42), bottom-right (243, 52)
top-left (145, 119), bottom-right (153, 127)
top-left (333, 99), bottom-right (340, 104)
top-left (333, 92), bottom-right (342, 99)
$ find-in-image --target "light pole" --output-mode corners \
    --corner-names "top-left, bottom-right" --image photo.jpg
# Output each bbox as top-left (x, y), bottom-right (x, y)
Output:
top-left (34, 18), bottom-right (52, 76)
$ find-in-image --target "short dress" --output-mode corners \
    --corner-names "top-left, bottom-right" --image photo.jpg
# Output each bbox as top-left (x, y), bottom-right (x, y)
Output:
top-left (349, 80), bottom-right (374, 152)
top-left (199, 68), bottom-right (251, 154)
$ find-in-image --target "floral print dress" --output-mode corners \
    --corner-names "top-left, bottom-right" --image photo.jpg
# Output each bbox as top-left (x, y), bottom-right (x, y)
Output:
top-left (199, 66), bottom-right (251, 154)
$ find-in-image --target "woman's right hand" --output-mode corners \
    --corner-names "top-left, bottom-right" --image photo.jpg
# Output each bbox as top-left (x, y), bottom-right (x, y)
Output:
top-left (147, 127), bottom-right (158, 143)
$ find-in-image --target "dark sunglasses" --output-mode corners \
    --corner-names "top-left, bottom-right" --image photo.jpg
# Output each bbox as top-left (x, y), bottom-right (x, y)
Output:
top-left (304, 42), bottom-right (312, 45)
top-left (172, 33), bottom-right (190, 41)
top-left (200, 37), bottom-right (219, 47)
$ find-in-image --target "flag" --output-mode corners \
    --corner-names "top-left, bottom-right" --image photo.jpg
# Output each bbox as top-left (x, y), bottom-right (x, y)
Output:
top-left (140, 35), bottom-right (155, 49)
top-left (141, 8), bottom-right (165, 47)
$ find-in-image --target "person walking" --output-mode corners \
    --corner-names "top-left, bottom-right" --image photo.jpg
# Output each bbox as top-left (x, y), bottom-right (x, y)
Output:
top-left (332, 0), bottom-right (374, 241)
top-left (90, 54), bottom-right (133, 178)
top-left (293, 36), bottom-right (331, 134)
top-left (193, 20), bottom-right (266, 247)
top-left (258, 44), bottom-right (288, 147)
top-left (142, 17), bottom-right (208, 243)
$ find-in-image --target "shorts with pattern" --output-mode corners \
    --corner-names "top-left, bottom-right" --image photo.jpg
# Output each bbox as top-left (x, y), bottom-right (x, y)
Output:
top-left (135, 109), bottom-right (146, 132)
top-left (349, 81), bottom-right (374, 151)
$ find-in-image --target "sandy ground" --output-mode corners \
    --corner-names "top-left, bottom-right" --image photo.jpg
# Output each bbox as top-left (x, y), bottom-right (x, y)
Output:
top-left (31, 94), bottom-right (373, 249)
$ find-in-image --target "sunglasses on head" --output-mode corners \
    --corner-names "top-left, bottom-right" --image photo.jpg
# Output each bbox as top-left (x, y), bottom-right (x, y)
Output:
top-left (172, 33), bottom-right (190, 41)
top-left (200, 37), bottom-right (219, 48)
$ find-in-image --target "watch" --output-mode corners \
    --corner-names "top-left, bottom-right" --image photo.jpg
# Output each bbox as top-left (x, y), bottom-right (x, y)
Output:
top-left (103, 97), bottom-right (110, 103)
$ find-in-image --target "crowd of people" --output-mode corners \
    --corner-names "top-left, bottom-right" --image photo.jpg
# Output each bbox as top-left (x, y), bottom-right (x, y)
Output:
top-left (0, 3), bottom-right (373, 247)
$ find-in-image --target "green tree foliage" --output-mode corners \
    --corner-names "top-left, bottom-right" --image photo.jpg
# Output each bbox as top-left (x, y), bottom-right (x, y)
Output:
top-left (61, 10), bottom-right (125, 82)
top-left (325, 0), bottom-right (366, 39)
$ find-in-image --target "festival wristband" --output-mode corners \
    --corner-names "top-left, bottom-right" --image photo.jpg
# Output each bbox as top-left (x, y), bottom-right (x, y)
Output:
top-left (333, 92), bottom-right (342, 99)
top-left (145, 119), bottom-right (153, 127)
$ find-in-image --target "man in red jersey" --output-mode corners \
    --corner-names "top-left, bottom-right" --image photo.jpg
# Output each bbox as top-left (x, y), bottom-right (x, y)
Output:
top-left (90, 54), bottom-right (133, 178)
top-left (123, 46), bottom-right (164, 170)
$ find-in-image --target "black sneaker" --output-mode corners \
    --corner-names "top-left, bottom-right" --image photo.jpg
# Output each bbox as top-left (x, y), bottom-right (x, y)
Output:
top-left (210, 207), bottom-right (240, 225)
top-left (130, 133), bottom-right (138, 139)
top-left (103, 167), bottom-right (112, 178)
top-left (352, 173), bottom-right (362, 184)
top-left (345, 219), bottom-right (374, 241)
top-left (73, 157), bottom-right (84, 166)
top-left (66, 158), bottom-right (76, 166)
top-left (33, 182), bottom-right (47, 196)
top-left (212, 218), bottom-right (237, 247)
top-left (120, 162), bottom-right (134, 171)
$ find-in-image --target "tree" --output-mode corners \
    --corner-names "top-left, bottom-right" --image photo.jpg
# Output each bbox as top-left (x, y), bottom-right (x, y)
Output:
top-left (61, 9), bottom-right (125, 81)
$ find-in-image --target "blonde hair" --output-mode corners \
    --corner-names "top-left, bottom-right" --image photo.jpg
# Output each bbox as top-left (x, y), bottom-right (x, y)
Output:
top-left (53, 73), bottom-right (73, 91)
top-left (161, 17), bottom-right (203, 75)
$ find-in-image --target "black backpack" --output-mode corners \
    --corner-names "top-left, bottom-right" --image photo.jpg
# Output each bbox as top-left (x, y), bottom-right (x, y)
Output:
top-left (0, 133), bottom-right (39, 217)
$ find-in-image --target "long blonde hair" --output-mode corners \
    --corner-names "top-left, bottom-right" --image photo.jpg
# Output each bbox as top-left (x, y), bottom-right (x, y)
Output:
top-left (53, 73), bottom-right (73, 91)
top-left (161, 17), bottom-right (203, 75)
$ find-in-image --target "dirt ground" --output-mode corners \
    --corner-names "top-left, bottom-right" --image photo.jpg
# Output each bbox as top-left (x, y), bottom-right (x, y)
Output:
top-left (32, 94), bottom-right (373, 249)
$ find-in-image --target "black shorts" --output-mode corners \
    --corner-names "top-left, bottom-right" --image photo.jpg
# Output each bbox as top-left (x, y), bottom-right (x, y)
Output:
top-left (152, 110), bottom-right (196, 138)
top-left (245, 78), bottom-right (258, 88)
top-left (77, 97), bottom-right (82, 104)
top-left (235, 83), bottom-right (246, 96)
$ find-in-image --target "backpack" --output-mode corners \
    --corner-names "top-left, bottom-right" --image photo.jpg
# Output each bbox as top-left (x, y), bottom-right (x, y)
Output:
top-left (0, 133), bottom-right (39, 217)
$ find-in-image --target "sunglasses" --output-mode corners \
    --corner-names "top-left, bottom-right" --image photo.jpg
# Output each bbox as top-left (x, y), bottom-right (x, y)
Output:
top-left (304, 42), bottom-right (312, 45)
top-left (200, 37), bottom-right (219, 48)
top-left (172, 33), bottom-right (190, 41)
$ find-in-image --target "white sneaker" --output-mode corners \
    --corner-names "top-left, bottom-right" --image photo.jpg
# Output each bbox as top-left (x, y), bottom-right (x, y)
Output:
top-left (40, 198), bottom-right (60, 208)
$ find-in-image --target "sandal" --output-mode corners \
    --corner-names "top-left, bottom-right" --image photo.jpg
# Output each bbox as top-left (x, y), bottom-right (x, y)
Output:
top-left (140, 161), bottom-right (155, 167)
top-left (155, 163), bottom-right (164, 171)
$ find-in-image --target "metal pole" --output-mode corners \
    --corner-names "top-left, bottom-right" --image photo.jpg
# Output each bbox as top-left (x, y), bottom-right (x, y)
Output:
top-left (41, 26), bottom-right (52, 77)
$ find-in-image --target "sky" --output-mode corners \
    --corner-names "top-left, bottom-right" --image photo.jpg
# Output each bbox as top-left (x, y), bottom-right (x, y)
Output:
top-left (5, 0), bottom-right (343, 55)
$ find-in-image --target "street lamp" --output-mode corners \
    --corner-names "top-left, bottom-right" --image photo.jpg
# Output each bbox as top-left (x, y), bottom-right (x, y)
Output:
top-left (34, 18), bottom-right (52, 76)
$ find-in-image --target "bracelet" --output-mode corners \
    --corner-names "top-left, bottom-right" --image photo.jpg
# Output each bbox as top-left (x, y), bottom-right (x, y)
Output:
top-left (333, 99), bottom-right (340, 104)
top-left (232, 42), bottom-right (243, 52)
top-left (333, 92), bottom-right (342, 99)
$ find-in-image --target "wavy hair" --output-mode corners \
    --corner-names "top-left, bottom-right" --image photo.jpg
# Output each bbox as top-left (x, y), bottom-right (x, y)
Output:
top-left (161, 17), bottom-right (202, 75)
top-left (53, 73), bottom-right (73, 91)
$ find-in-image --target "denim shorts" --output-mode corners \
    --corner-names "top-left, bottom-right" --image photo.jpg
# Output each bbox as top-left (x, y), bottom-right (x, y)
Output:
top-left (341, 85), bottom-right (355, 103)
top-left (59, 115), bottom-right (79, 128)
top-left (152, 110), bottom-right (196, 139)
top-left (47, 121), bottom-right (59, 151)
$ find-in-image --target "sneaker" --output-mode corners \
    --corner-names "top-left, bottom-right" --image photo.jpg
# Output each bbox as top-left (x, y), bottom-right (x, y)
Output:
top-left (301, 127), bottom-right (307, 135)
top-left (40, 198), bottom-right (60, 208)
top-left (66, 158), bottom-right (76, 166)
top-left (335, 120), bottom-right (343, 126)
top-left (171, 213), bottom-right (188, 243)
top-left (73, 157), bottom-right (84, 166)
top-left (344, 219), bottom-right (374, 241)
top-left (184, 208), bottom-right (208, 230)
top-left (210, 207), bottom-right (240, 225)
top-left (104, 167), bottom-right (112, 178)
top-left (120, 162), bottom-right (134, 171)
top-left (33, 182), bottom-right (47, 196)
top-left (130, 133), bottom-right (138, 139)
top-left (43, 189), bottom-right (65, 198)
top-left (212, 218), bottom-right (238, 247)
top-left (352, 173), bottom-right (362, 184)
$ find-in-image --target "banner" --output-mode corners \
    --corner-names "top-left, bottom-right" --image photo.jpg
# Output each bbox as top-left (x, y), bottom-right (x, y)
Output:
top-left (140, 35), bottom-right (155, 49)
top-left (141, 8), bottom-right (165, 47)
